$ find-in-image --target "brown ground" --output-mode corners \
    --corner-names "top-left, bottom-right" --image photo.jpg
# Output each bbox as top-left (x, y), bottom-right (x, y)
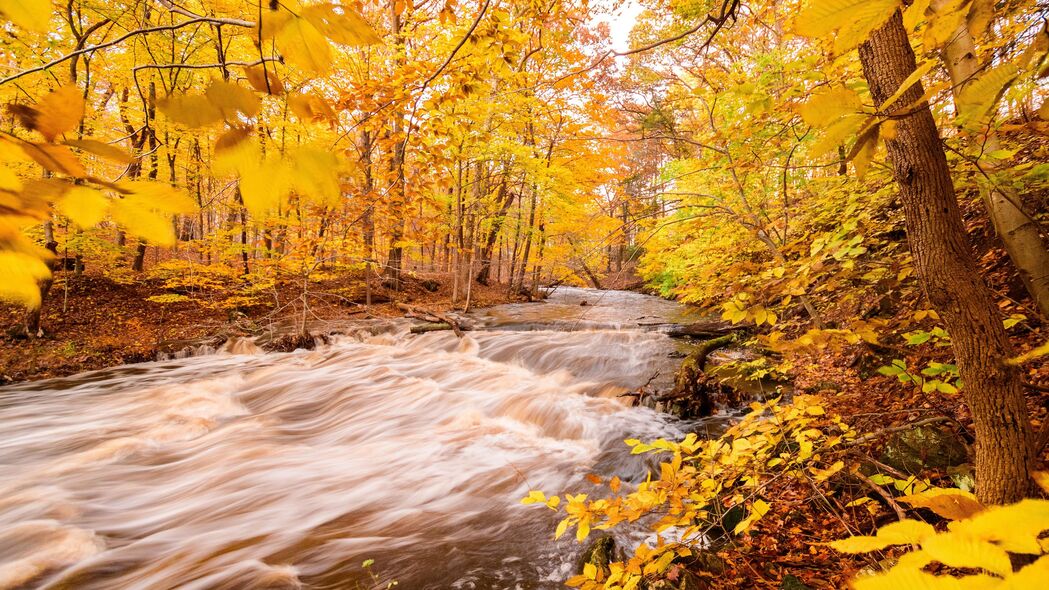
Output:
top-left (0, 270), bottom-right (530, 384)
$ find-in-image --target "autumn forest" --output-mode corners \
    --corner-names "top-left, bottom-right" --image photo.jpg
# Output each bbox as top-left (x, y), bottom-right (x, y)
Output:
top-left (1, 0), bottom-right (1049, 589)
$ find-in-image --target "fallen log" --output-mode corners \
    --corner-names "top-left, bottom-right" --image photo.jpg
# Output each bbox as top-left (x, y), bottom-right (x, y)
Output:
top-left (666, 320), bottom-right (741, 339)
top-left (410, 322), bottom-right (474, 334)
top-left (657, 334), bottom-right (741, 418)
top-left (397, 303), bottom-right (466, 337)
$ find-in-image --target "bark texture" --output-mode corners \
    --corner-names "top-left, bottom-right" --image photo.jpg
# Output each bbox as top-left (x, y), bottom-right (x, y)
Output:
top-left (935, 3), bottom-right (1049, 318)
top-left (858, 10), bottom-right (1033, 504)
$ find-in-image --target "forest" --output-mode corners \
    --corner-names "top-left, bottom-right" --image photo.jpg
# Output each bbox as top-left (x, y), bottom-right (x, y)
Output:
top-left (0, 0), bottom-right (1048, 589)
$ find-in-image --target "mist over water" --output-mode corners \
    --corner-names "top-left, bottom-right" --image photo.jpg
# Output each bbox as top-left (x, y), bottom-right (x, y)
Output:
top-left (0, 288), bottom-right (715, 589)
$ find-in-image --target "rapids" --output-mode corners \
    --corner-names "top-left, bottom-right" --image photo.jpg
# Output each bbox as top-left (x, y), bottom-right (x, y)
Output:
top-left (0, 288), bottom-right (730, 589)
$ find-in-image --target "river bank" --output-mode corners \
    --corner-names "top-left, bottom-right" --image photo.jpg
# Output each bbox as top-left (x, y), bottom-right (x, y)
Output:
top-left (0, 271), bottom-right (530, 384)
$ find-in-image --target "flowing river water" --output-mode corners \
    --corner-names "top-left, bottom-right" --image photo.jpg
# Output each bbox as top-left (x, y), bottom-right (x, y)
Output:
top-left (0, 288), bottom-right (736, 590)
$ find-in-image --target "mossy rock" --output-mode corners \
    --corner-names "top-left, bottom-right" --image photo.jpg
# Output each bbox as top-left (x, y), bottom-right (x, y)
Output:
top-left (880, 425), bottom-right (968, 474)
top-left (576, 536), bottom-right (618, 576)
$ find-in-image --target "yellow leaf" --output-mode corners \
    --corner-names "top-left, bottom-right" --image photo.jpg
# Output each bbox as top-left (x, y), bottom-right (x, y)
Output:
top-left (110, 198), bottom-right (177, 246)
top-left (117, 182), bottom-right (196, 214)
top-left (0, 0), bottom-right (51, 32)
top-left (289, 93), bottom-right (337, 123)
top-left (0, 251), bottom-right (51, 308)
top-left (291, 145), bottom-right (341, 206)
top-left (902, 0), bottom-right (932, 31)
top-left (245, 64), bottom-right (285, 95)
top-left (852, 566), bottom-right (983, 590)
top-left (795, 0), bottom-right (902, 54)
top-left (799, 87), bottom-right (862, 127)
top-left (966, 0), bottom-right (995, 38)
top-left (921, 533), bottom-right (1012, 577)
top-left (898, 488), bottom-right (985, 521)
top-left (20, 143), bottom-right (87, 177)
top-left (158, 94), bottom-right (224, 128)
top-left (56, 186), bottom-right (109, 228)
top-left (923, 0), bottom-right (970, 49)
top-left (521, 490), bottom-right (547, 505)
top-left (206, 80), bottom-right (262, 119)
top-left (849, 123), bottom-right (881, 179)
top-left (65, 139), bottom-right (134, 165)
top-left (555, 518), bottom-right (570, 539)
top-left (583, 563), bottom-right (597, 580)
top-left (10, 87), bottom-right (85, 141)
top-left (258, 7), bottom-right (292, 40)
top-left (880, 60), bottom-right (937, 112)
top-left (301, 3), bottom-right (382, 45)
top-left (1007, 341), bottom-right (1049, 365)
top-left (956, 63), bottom-right (1020, 127)
top-left (277, 17), bottom-right (333, 73)
top-left (239, 157), bottom-right (292, 217)
top-left (810, 114), bottom-right (868, 157)
top-left (811, 460), bottom-right (844, 482)
top-left (577, 518), bottom-right (591, 542)
top-left (949, 499), bottom-right (1049, 554)
top-left (831, 519), bottom-right (936, 554)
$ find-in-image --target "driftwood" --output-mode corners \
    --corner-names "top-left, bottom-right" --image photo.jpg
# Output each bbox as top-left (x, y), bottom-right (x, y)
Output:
top-left (397, 303), bottom-right (466, 337)
top-left (666, 320), bottom-right (741, 339)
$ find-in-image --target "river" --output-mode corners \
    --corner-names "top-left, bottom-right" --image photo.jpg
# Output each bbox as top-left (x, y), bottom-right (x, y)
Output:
top-left (0, 288), bottom-right (731, 590)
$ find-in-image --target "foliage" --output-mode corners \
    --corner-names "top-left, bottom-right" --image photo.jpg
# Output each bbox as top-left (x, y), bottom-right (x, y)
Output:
top-left (523, 395), bottom-right (857, 589)
top-left (831, 480), bottom-right (1049, 589)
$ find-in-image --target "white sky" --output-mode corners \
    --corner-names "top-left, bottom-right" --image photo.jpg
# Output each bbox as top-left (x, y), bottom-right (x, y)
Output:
top-left (601, 0), bottom-right (643, 53)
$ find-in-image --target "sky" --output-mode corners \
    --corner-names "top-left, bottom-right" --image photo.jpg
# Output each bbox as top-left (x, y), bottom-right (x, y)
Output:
top-left (601, 0), bottom-right (643, 53)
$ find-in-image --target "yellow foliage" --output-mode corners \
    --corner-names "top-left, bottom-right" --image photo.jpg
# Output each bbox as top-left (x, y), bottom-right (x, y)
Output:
top-left (0, 0), bottom-right (51, 32)
top-left (525, 396), bottom-right (856, 589)
top-left (898, 488), bottom-right (985, 521)
top-left (0, 250), bottom-right (52, 307)
top-left (277, 17), bottom-right (333, 73)
top-left (8, 86), bottom-right (85, 141)
top-left (65, 139), bottom-right (134, 165)
top-left (794, 0), bottom-right (902, 54)
top-left (158, 94), bottom-right (224, 129)
top-left (301, 3), bottom-right (382, 46)
top-left (55, 186), bottom-right (109, 228)
top-left (799, 87), bottom-right (862, 127)
top-left (835, 496), bottom-right (1049, 587)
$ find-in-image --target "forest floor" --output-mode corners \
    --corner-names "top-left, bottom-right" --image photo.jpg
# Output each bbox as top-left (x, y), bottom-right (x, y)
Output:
top-left (0, 270), bottom-right (530, 384)
top-left (683, 220), bottom-right (1049, 589)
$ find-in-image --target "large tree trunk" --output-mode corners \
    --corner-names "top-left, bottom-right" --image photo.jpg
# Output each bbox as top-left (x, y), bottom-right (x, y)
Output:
top-left (934, 7), bottom-right (1049, 318)
top-left (858, 10), bottom-right (1033, 504)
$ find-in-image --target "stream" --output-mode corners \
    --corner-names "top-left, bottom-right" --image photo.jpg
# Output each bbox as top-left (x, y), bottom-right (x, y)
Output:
top-left (0, 288), bottom-right (739, 590)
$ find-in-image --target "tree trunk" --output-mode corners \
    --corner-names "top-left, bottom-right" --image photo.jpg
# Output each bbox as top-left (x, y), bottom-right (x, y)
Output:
top-left (384, 1), bottom-right (407, 291)
top-left (24, 229), bottom-right (58, 337)
top-left (935, 6), bottom-right (1049, 318)
top-left (858, 10), bottom-right (1033, 504)
top-left (476, 172), bottom-right (515, 285)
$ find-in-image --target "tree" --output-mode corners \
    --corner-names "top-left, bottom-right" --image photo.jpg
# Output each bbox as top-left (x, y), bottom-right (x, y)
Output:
top-left (856, 9), bottom-right (1033, 504)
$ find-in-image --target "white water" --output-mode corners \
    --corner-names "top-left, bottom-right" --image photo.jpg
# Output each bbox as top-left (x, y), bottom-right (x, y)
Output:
top-left (0, 288), bottom-right (716, 589)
